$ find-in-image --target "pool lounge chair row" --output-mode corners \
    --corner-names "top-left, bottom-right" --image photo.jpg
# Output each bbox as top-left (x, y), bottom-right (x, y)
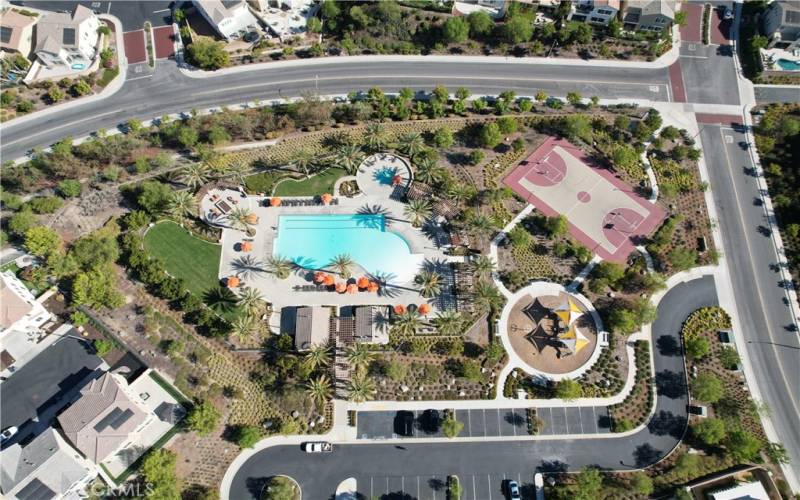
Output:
top-left (263, 198), bottom-right (339, 207)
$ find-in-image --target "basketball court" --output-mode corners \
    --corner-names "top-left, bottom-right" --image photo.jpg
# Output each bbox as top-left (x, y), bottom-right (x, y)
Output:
top-left (503, 138), bottom-right (665, 262)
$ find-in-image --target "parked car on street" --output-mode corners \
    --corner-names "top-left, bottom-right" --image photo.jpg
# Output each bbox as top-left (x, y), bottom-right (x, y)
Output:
top-left (506, 479), bottom-right (521, 499)
top-left (1, 426), bottom-right (18, 443)
top-left (302, 442), bottom-right (333, 453)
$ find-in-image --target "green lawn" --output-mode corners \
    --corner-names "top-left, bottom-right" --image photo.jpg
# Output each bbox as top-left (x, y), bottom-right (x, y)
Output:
top-left (273, 167), bottom-right (346, 196)
top-left (143, 221), bottom-right (221, 298)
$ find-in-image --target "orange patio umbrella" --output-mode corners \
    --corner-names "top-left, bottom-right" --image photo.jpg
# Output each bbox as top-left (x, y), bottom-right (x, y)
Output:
top-left (321, 193), bottom-right (333, 205)
top-left (226, 276), bottom-right (240, 288)
top-left (418, 303), bottom-right (432, 315)
top-left (245, 213), bottom-right (259, 224)
top-left (323, 274), bottom-right (335, 286)
top-left (314, 271), bottom-right (327, 283)
top-left (367, 281), bottom-right (380, 293)
top-left (335, 282), bottom-right (347, 293)
top-left (357, 276), bottom-right (370, 289)
top-left (270, 197), bottom-right (282, 207)
top-left (241, 241), bottom-right (252, 252)
top-left (391, 174), bottom-right (403, 186)
top-left (346, 283), bottom-right (358, 294)
top-left (393, 304), bottom-right (406, 314)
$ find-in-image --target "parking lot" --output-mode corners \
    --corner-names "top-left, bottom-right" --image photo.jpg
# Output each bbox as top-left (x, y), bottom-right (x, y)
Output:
top-left (357, 406), bottom-right (611, 440)
top-left (356, 472), bottom-right (532, 500)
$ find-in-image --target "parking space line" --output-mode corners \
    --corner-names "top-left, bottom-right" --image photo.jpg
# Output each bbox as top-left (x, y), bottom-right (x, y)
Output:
top-left (417, 476), bottom-right (421, 500)
top-left (370, 477), bottom-right (374, 499)
top-left (413, 410), bottom-right (418, 438)
top-left (401, 476), bottom-right (405, 496)
top-left (512, 409), bottom-right (518, 436)
top-left (496, 408), bottom-right (502, 436)
top-left (386, 476), bottom-right (389, 496)
top-left (579, 407), bottom-right (585, 434)
top-left (472, 475), bottom-right (477, 500)
top-left (563, 407), bottom-right (569, 434)
top-left (487, 475), bottom-right (492, 500)
top-left (482, 409), bottom-right (488, 436)
top-left (591, 406), bottom-right (599, 433)
top-left (467, 409), bottom-right (473, 436)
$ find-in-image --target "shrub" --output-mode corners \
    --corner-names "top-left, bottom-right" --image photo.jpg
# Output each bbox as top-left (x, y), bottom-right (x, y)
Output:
top-left (16, 100), bottom-right (34, 113)
top-left (693, 372), bottom-right (724, 403)
top-left (718, 346), bottom-right (741, 370)
top-left (725, 429), bottom-right (761, 461)
top-left (71, 80), bottom-right (92, 96)
top-left (496, 116), bottom-right (517, 134)
top-left (443, 16), bottom-right (469, 44)
top-left (70, 310), bottom-right (89, 326)
top-left (186, 400), bottom-right (221, 436)
top-left (26, 196), bottom-right (63, 214)
top-left (478, 122), bottom-right (502, 148)
top-left (684, 335), bottom-right (710, 359)
top-left (442, 415), bottom-right (464, 438)
top-left (187, 37), bottom-right (229, 70)
top-left (469, 149), bottom-right (485, 165)
top-left (555, 379), bottom-right (582, 400)
top-left (57, 179), bottom-right (82, 198)
top-left (93, 338), bottom-right (114, 356)
top-left (235, 425), bottom-right (263, 448)
top-left (691, 418), bottom-right (726, 445)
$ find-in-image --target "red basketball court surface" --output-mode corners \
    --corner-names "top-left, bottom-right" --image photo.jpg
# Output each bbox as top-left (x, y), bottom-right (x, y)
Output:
top-left (503, 138), bottom-right (666, 263)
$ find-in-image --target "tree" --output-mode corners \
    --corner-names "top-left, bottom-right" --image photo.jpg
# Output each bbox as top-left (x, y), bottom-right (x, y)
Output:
top-left (471, 255), bottom-right (495, 278)
top-left (186, 400), bottom-right (221, 436)
top-left (673, 453), bottom-right (700, 478)
top-left (304, 343), bottom-right (330, 370)
top-left (187, 37), bottom-right (229, 70)
top-left (57, 179), bottom-right (82, 198)
top-left (346, 342), bottom-right (373, 372)
top-left (266, 255), bottom-right (294, 279)
top-left (24, 226), bottom-right (61, 257)
top-left (685, 335), bottom-right (710, 359)
top-left (329, 253), bottom-right (354, 278)
top-left (668, 246), bottom-right (698, 271)
top-left (433, 311), bottom-right (463, 336)
top-left (404, 199), bottom-right (432, 227)
top-left (306, 374), bottom-right (332, 405)
top-left (264, 476), bottom-right (299, 500)
top-left (230, 315), bottom-right (257, 342)
top-left (47, 84), bottom-right (65, 103)
top-left (555, 378), bottom-right (582, 401)
top-left (545, 215), bottom-right (569, 237)
top-left (442, 415), bottom-right (464, 438)
top-left (473, 280), bottom-right (504, 312)
top-left (504, 14), bottom-right (533, 44)
top-left (433, 127), bottom-right (454, 148)
top-left (228, 206), bottom-right (257, 233)
top-left (416, 269), bottom-right (442, 298)
top-left (137, 181), bottom-right (173, 215)
top-left (573, 467), bottom-right (603, 500)
top-left (611, 144), bottom-right (639, 172)
top-left (467, 10), bottom-right (494, 37)
top-left (364, 122), bottom-right (391, 151)
top-left (726, 429), bottom-right (761, 461)
top-left (140, 449), bottom-right (180, 500)
top-left (168, 190), bottom-right (198, 222)
top-left (93, 338), bottom-right (113, 356)
top-left (693, 372), bottom-right (724, 403)
top-left (237, 287), bottom-right (265, 317)
top-left (691, 418), bottom-right (727, 446)
top-left (479, 122), bottom-right (502, 148)
top-left (347, 371), bottom-right (375, 402)
top-left (496, 116), bottom-right (517, 134)
top-left (399, 132), bottom-right (426, 158)
top-left (443, 16), bottom-right (469, 44)
top-left (306, 16), bottom-right (322, 33)
top-left (560, 114), bottom-right (591, 140)
top-left (8, 210), bottom-right (37, 237)
top-left (630, 472), bottom-right (653, 496)
top-left (718, 346), bottom-right (741, 370)
top-left (235, 425), bottom-right (263, 449)
top-left (290, 148), bottom-right (315, 177)
top-left (394, 310), bottom-right (422, 336)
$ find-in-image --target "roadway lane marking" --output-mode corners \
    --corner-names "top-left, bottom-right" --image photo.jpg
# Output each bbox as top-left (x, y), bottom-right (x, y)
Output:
top-left (681, 55), bottom-right (709, 59)
top-left (153, 8), bottom-right (170, 13)
top-left (370, 476), bottom-right (373, 498)
top-left (401, 476), bottom-right (404, 496)
top-left (472, 475), bottom-right (477, 500)
top-left (487, 475), bottom-right (492, 500)
top-left (715, 127), bottom-right (800, 417)
top-left (417, 476), bottom-right (420, 500)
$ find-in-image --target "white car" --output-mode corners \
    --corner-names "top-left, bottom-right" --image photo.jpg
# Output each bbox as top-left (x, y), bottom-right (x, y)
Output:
top-left (1, 427), bottom-right (18, 443)
top-left (302, 441), bottom-right (333, 453)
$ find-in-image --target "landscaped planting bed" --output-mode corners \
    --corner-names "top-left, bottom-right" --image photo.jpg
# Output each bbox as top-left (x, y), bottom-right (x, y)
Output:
top-left (609, 340), bottom-right (652, 432)
top-left (579, 334), bottom-right (627, 398)
top-left (273, 167), bottom-right (347, 196)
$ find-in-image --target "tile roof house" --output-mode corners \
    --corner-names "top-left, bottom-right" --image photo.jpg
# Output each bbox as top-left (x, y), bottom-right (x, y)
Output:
top-left (33, 4), bottom-right (100, 69)
top-left (194, 0), bottom-right (259, 40)
top-left (0, 272), bottom-right (50, 338)
top-left (0, 428), bottom-right (96, 500)
top-left (0, 9), bottom-right (37, 57)
top-left (763, 0), bottom-right (800, 51)
top-left (56, 373), bottom-right (149, 465)
top-left (621, 0), bottom-right (675, 32)
top-left (571, 0), bottom-right (620, 26)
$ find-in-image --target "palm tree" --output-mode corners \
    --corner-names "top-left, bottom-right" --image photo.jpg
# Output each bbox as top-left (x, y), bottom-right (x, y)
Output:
top-left (433, 311), bottom-right (463, 336)
top-left (329, 253), bottom-right (354, 279)
top-left (364, 123), bottom-right (390, 151)
top-left (404, 199), bottom-right (432, 227)
top-left (266, 255), bottom-right (293, 279)
top-left (471, 255), bottom-right (496, 279)
top-left (415, 270), bottom-right (442, 298)
top-left (472, 280), bottom-right (504, 312)
top-left (167, 190), bottom-right (197, 222)
top-left (237, 286), bottom-right (265, 317)
top-left (304, 343), bottom-right (330, 371)
top-left (398, 132), bottom-right (425, 158)
top-left (447, 183), bottom-right (473, 206)
top-left (227, 207), bottom-right (257, 233)
top-left (291, 148), bottom-right (315, 177)
top-left (226, 161), bottom-right (250, 186)
top-left (413, 157), bottom-right (442, 185)
top-left (346, 343), bottom-right (373, 372)
top-left (230, 315), bottom-right (257, 342)
top-left (347, 372), bottom-right (375, 403)
top-left (333, 143), bottom-right (365, 175)
top-left (467, 213), bottom-right (494, 237)
top-left (393, 310), bottom-right (422, 336)
top-left (306, 374), bottom-right (332, 406)
top-left (179, 163), bottom-right (211, 189)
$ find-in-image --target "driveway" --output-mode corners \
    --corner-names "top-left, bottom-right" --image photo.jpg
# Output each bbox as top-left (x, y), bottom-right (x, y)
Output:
top-left (229, 276), bottom-right (717, 499)
top-left (0, 335), bottom-right (102, 442)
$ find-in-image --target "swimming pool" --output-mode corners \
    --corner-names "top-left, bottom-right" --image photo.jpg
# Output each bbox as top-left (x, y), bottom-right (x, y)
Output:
top-left (777, 58), bottom-right (800, 71)
top-left (274, 214), bottom-right (422, 282)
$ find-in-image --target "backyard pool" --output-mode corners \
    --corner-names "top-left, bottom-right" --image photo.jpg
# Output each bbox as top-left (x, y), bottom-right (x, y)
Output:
top-left (777, 58), bottom-right (800, 71)
top-left (274, 214), bottom-right (422, 283)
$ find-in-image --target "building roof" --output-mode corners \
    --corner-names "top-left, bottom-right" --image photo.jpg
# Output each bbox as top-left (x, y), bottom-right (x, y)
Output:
top-left (294, 306), bottom-right (330, 350)
top-left (776, 0), bottom-right (800, 26)
top-left (0, 10), bottom-right (37, 51)
top-left (0, 273), bottom-right (34, 331)
top-left (709, 480), bottom-right (769, 500)
top-left (354, 306), bottom-right (390, 344)
top-left (34, 4), bottom-right (94, 54)
top-left (57, 373), bottom-right (147, 464)
top-left (0, 428), bottom-right (93, 497)
top-left (195, 0), bottom-right (246, 24)
top-left (640, 0), bottom-right (674, 19)
top-left (594, 0), bottom-right (620, 11)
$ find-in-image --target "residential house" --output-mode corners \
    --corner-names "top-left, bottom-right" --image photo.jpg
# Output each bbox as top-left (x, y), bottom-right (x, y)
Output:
top-left (293, 306), bottom-right (331, 350)
top-left (33, 4), bottom-right (100, 69)
top-left (56, 372), bottom-right (149, 465)
top-left (194, 0), bottom-right (260, 40)
top-left (709, 480), bottom-right (769, 500)
top-left (0, 271), bottom-right (51, 339)
top-left (0, 9), bottom-right (37, 58)
top-left (621, 0), bottom-right (675, 32)
top-left (763, 0), bottom-right (800, 51)
top-left (0, 428), bottom-right (96, 500)
top-left (452, 0), bottom-right (507, 19)
top-left (571, 0), bottom-right (620, 26)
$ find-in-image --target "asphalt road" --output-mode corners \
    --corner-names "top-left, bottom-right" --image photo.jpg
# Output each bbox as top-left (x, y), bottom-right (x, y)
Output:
top-left (754, 85), bottom-right (800, 105)
top-left (229, 276), bottom-right (717, 499)
top-left (11, 0), bottom-right (173, 30)
top-left (0, 60), bottom-right (673, 161)
top-left (701, 123), bottom-right (800, 484)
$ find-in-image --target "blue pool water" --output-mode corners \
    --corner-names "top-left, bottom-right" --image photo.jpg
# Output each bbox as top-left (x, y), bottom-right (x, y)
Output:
top-left (274, 214), bottom-right (420, 281)
top-left (777, 59), bottom-right (800, 71)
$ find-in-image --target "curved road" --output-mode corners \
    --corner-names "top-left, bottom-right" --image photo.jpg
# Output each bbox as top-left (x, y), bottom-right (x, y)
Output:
top-left (229, 276), bottom-right (717, 499)
top-left (0, 59), bottom-right (671, 161)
